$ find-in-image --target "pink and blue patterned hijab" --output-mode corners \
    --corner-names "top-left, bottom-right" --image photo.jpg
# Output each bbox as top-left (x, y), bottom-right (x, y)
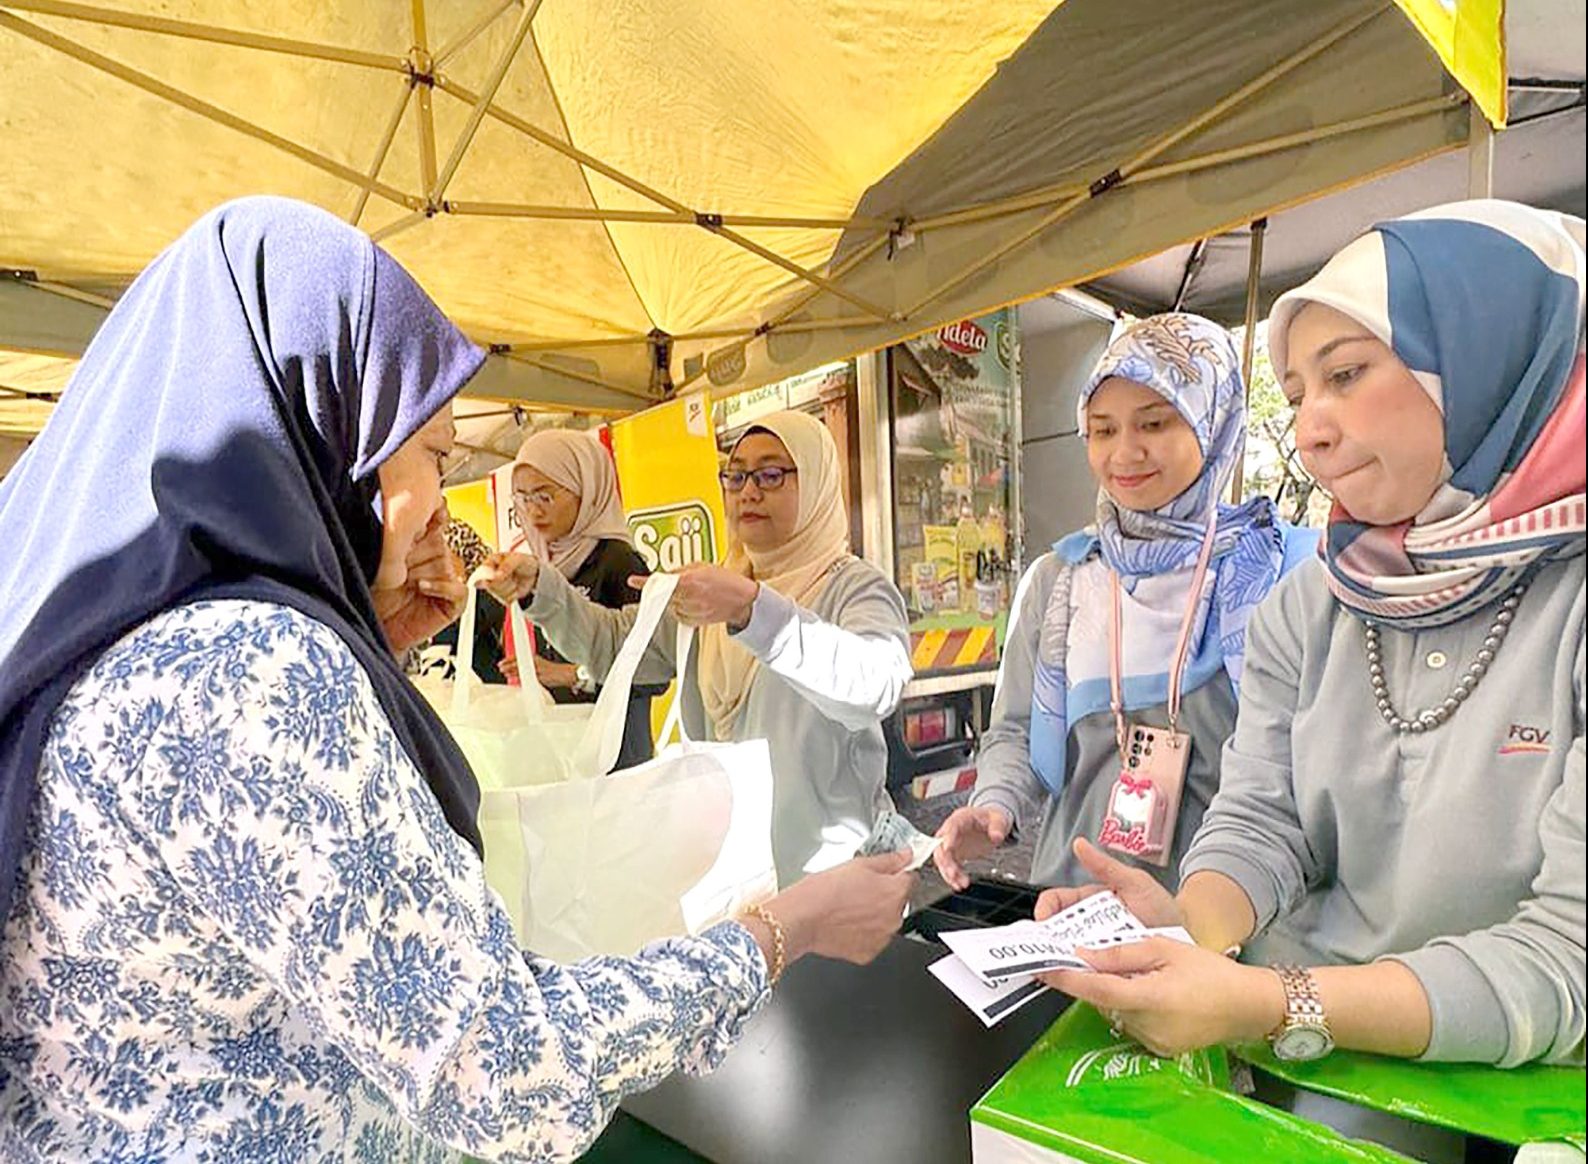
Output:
top-left (1269, 200), bottom-right (1586, 629)
top-left (1028, 313), bottom-right (1314, 795)
top-left (0, 198), bottom-right (487, 924)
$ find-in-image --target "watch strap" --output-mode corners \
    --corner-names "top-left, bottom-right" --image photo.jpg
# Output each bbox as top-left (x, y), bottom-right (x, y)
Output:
top-left (1270, 963), bottom-right (1329, 1040)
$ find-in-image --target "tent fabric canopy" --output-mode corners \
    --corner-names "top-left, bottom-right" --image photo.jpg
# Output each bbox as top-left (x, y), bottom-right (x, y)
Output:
top-left (1, 0), bottom-right (1496, 427)
top-left (1090, 0), bottom-right (1585, 323)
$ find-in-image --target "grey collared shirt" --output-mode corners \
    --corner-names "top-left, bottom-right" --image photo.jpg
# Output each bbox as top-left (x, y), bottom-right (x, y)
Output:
top-left (1183, 557), bottom-right (1586, 1066)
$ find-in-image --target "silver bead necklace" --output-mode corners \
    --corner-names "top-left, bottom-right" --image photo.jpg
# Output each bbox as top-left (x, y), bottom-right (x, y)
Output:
top-left (1364, 585), bottom-right (1526, 734)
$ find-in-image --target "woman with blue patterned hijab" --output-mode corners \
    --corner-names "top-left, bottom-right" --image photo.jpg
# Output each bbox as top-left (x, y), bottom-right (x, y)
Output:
top-left (936, 313), bottom-right (1316, 892)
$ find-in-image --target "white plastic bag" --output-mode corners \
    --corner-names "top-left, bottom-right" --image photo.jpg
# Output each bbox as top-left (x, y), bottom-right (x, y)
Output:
top-left (427, 573), bottom-right (778, 960)
top-left (412, 579), bottom-right (588, 789)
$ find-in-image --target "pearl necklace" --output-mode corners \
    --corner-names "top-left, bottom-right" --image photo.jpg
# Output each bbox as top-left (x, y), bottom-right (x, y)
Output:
top-left (1364, 586), bottom-right (1526, 734)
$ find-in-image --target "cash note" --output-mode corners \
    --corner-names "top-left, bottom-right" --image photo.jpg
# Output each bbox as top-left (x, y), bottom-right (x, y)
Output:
top-left (859, 809), bottom-right (942, 871)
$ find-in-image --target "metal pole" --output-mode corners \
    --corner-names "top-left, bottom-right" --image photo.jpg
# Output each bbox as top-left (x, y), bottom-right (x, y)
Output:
top-left (2, 0), bottom-right (403, 69)
top-left (856, 350), bottom-right (895, 577)
top-left (352, 85), bottom-right (413, 226)
top-left (910, 92), bottom-right (1457, 234)
top-left (902, 3), bottom-right (1385, 320)
top-left (1230, 217), bottom-right (1267, 502)
top-left (431, 0), bottom-right (541, 203)
top-left (0, 13), bottom-right (420, 210)
top-left (1467, 101), bottom-right (1495, 198)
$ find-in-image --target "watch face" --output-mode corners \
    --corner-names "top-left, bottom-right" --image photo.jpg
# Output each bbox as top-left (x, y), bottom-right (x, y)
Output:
top-left (1273, 1024), bottom-right (1333, 1062)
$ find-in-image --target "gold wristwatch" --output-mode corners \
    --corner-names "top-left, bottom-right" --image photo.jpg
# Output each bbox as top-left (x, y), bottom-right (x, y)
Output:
top-left (1268, 964), bottom-right (1334, 1062)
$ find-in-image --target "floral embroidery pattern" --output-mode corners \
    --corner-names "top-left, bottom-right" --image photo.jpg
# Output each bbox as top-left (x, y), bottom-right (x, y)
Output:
top-left (2, 600), bottom-right (766, 1162)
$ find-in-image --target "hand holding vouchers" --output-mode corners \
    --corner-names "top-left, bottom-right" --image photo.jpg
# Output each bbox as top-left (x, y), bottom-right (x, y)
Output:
top-left (929, 891), bottom-right (1193, 1026)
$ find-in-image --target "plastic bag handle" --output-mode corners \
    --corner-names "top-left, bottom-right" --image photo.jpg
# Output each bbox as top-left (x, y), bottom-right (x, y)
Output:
top-left (655, 621), bottom-right (696, 748)
top-left (569, 571), bottom-right (681, 777)
top-left (456, 569), bottom-right (548, 724)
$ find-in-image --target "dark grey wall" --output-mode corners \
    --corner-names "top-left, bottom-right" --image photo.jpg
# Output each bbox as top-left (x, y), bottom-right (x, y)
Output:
top-left (1016, 295), bottom-right (1114, 560)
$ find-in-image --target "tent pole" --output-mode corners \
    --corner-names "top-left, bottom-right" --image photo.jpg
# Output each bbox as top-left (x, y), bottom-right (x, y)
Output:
top-left (443, 201), bottom-right (884, 230)
top-left (0, 13), bottom-right (421, 210)
top-left (510, 336), bottom-right (657, 352)
top-left (2, 0), bottom-right (402, 70)
top-left (507, 314), bottom-right (886, 354)
top-left (369, 211), bottom-right (429, 244)
top-left (352, 85), bottom-right (414, 226)
top-left (411, 0), bottom-right (439, 197)
top-left (699, 225), bottom-right (891, 321)
top-left (431, 0), bottom-right (541, 203)
top-left (432, 72), bottom-right (891, 319)
top-left (706, 315), bottom-right (885, 338)
top-left (435, 0), bottom-right (518, 67)
top-left (1129, 94), bottom-right (1461, 185)
top-left (910, 184), bottom-right (1088, 233)
top-left (504, 353), bottom-right (658, 403)
top-left (757, 231), bottom-right (893, 330)
top-left (901, 1), bottom-right (1389, 321)
top-left (1172, 239), bottom-right (1209, 311)
top-left (1230, 217), bottom-right (1267, 503)
top-left (437, 73), bottom-right (691, 215)
top-left (0, 384), bottom-right (61, 401)
top-left (1467, 102), bottom-right (1495, 197)
top-left (672, 231), bottom-right (894, 392)
top-left (10, 274), bottom-right (117, 310)
top-left (911, 91), bottom-right (1456, 235)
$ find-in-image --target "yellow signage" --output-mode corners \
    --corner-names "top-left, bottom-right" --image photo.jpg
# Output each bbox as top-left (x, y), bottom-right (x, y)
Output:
top-left (608, 396), bottom-right (729, 567)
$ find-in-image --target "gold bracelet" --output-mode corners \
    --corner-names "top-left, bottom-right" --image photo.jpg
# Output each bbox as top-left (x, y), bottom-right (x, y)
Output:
top-left (741, 903), bottom-right (786, 986)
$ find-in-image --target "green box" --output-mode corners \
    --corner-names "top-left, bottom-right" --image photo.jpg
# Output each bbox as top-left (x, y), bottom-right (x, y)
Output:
top-left (970, 1005), bottom-right (1585, 1163)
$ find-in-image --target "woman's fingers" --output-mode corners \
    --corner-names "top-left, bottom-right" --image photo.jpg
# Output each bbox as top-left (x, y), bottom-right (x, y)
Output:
top-left (1076, 937), bottom-right (1173, 975)
top-left (1033, 884), bottom-right (1103, 921)
top-left (1072, 837), bottom-right (1151, 892)
top-left (1039, 967), bottom-right (1147, 1011)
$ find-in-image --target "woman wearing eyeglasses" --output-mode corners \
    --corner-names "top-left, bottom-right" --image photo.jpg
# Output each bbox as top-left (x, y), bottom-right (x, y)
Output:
top-left (503, 429), bottom-right (665, 771)
top-left (479, 410), bottom-right (914, 887)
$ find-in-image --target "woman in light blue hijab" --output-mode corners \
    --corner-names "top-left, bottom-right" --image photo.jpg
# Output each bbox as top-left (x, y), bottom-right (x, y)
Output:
top-left (935, 313), bottom-right (1316, 891)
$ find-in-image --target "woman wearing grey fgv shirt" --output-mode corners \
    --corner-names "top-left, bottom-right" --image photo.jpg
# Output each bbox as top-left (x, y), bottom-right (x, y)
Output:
top-left (1035, 200), bottom-right (1585, 1072)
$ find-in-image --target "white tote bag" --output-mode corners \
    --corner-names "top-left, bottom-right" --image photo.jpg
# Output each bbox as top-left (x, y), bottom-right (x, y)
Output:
top-left (412, 578), bottom-right (590, 790)
top-left (429, 573), bottom-right (778, 961)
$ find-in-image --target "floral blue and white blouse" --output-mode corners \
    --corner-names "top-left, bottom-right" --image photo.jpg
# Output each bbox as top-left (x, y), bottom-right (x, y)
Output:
top-left (0, 600), bottom-right (768, 1163)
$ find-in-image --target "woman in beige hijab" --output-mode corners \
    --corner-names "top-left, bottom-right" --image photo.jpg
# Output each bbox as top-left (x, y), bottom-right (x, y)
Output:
top-left (480, 410), bottom-right (914, 886)
top-left (503, 428), bottom-right (663, 770)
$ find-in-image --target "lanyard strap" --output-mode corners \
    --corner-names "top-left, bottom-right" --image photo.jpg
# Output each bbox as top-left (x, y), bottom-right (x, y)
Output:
top-left (1108, 511), bottom-right (1221, 755)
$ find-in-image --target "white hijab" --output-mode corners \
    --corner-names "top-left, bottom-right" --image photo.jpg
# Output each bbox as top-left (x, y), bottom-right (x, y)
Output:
top-left (514, 429), bottom-right (631, 578)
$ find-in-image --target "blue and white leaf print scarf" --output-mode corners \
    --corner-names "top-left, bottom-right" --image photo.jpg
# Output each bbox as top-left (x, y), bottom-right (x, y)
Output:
top-left (1028, 313), bottom-right (1310, 796)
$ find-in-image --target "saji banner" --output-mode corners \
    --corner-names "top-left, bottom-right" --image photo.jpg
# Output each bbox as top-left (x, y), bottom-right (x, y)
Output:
top-left (608, 395), bottom-right (729, 570)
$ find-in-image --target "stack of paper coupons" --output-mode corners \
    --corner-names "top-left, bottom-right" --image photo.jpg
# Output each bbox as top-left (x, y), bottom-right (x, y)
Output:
top-left (927, 891), bottom-right (1193, 1026)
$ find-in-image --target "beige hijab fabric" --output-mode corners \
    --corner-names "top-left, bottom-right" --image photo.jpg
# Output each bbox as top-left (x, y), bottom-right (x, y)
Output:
top-left (514, 429), bottom-right (632, 578)
top-left (698, 410), bottom-right (852, 738)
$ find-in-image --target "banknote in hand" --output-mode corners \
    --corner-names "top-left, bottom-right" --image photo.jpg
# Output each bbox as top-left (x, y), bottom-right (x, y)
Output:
top-left (859, 810), bottom-right (942, 871)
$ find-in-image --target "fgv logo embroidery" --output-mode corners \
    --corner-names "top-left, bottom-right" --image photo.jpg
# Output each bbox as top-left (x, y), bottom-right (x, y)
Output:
top-left (1499, 723), bottom-right (1552, 756)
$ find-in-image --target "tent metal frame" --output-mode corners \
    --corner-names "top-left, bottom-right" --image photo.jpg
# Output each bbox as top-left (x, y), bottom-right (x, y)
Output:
top-left (0, 0), bottom-right (1494, 414)
top-left (1230, 217), bottom-right (1268, 501)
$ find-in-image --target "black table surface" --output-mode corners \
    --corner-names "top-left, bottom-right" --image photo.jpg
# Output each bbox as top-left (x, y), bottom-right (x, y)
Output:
top-left (621, 934), bottom-right (1068, 1164)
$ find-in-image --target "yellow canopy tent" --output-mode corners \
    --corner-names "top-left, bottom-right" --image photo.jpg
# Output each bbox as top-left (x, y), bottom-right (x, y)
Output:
top-left (0, 0), bottom-right (1503, 432)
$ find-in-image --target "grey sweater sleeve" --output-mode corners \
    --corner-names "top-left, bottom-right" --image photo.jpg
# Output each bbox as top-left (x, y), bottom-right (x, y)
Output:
top-left (1393, 631), bottom-right (1587, 1067)
top-left (524, 563), bottom-right (680, 686)
top-left (730, 562), bottom-right (913, 732)
top-left (1178, 566), bottom-right (1319, 930)
top-left (968, 554), bottom-right (1058, 835)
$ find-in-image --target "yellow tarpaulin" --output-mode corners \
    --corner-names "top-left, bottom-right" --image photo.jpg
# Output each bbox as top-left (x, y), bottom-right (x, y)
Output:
top-left (0, 0), bottom-right (1501, 429)
top-left (1394, 0), bottom-right (1508, 126)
